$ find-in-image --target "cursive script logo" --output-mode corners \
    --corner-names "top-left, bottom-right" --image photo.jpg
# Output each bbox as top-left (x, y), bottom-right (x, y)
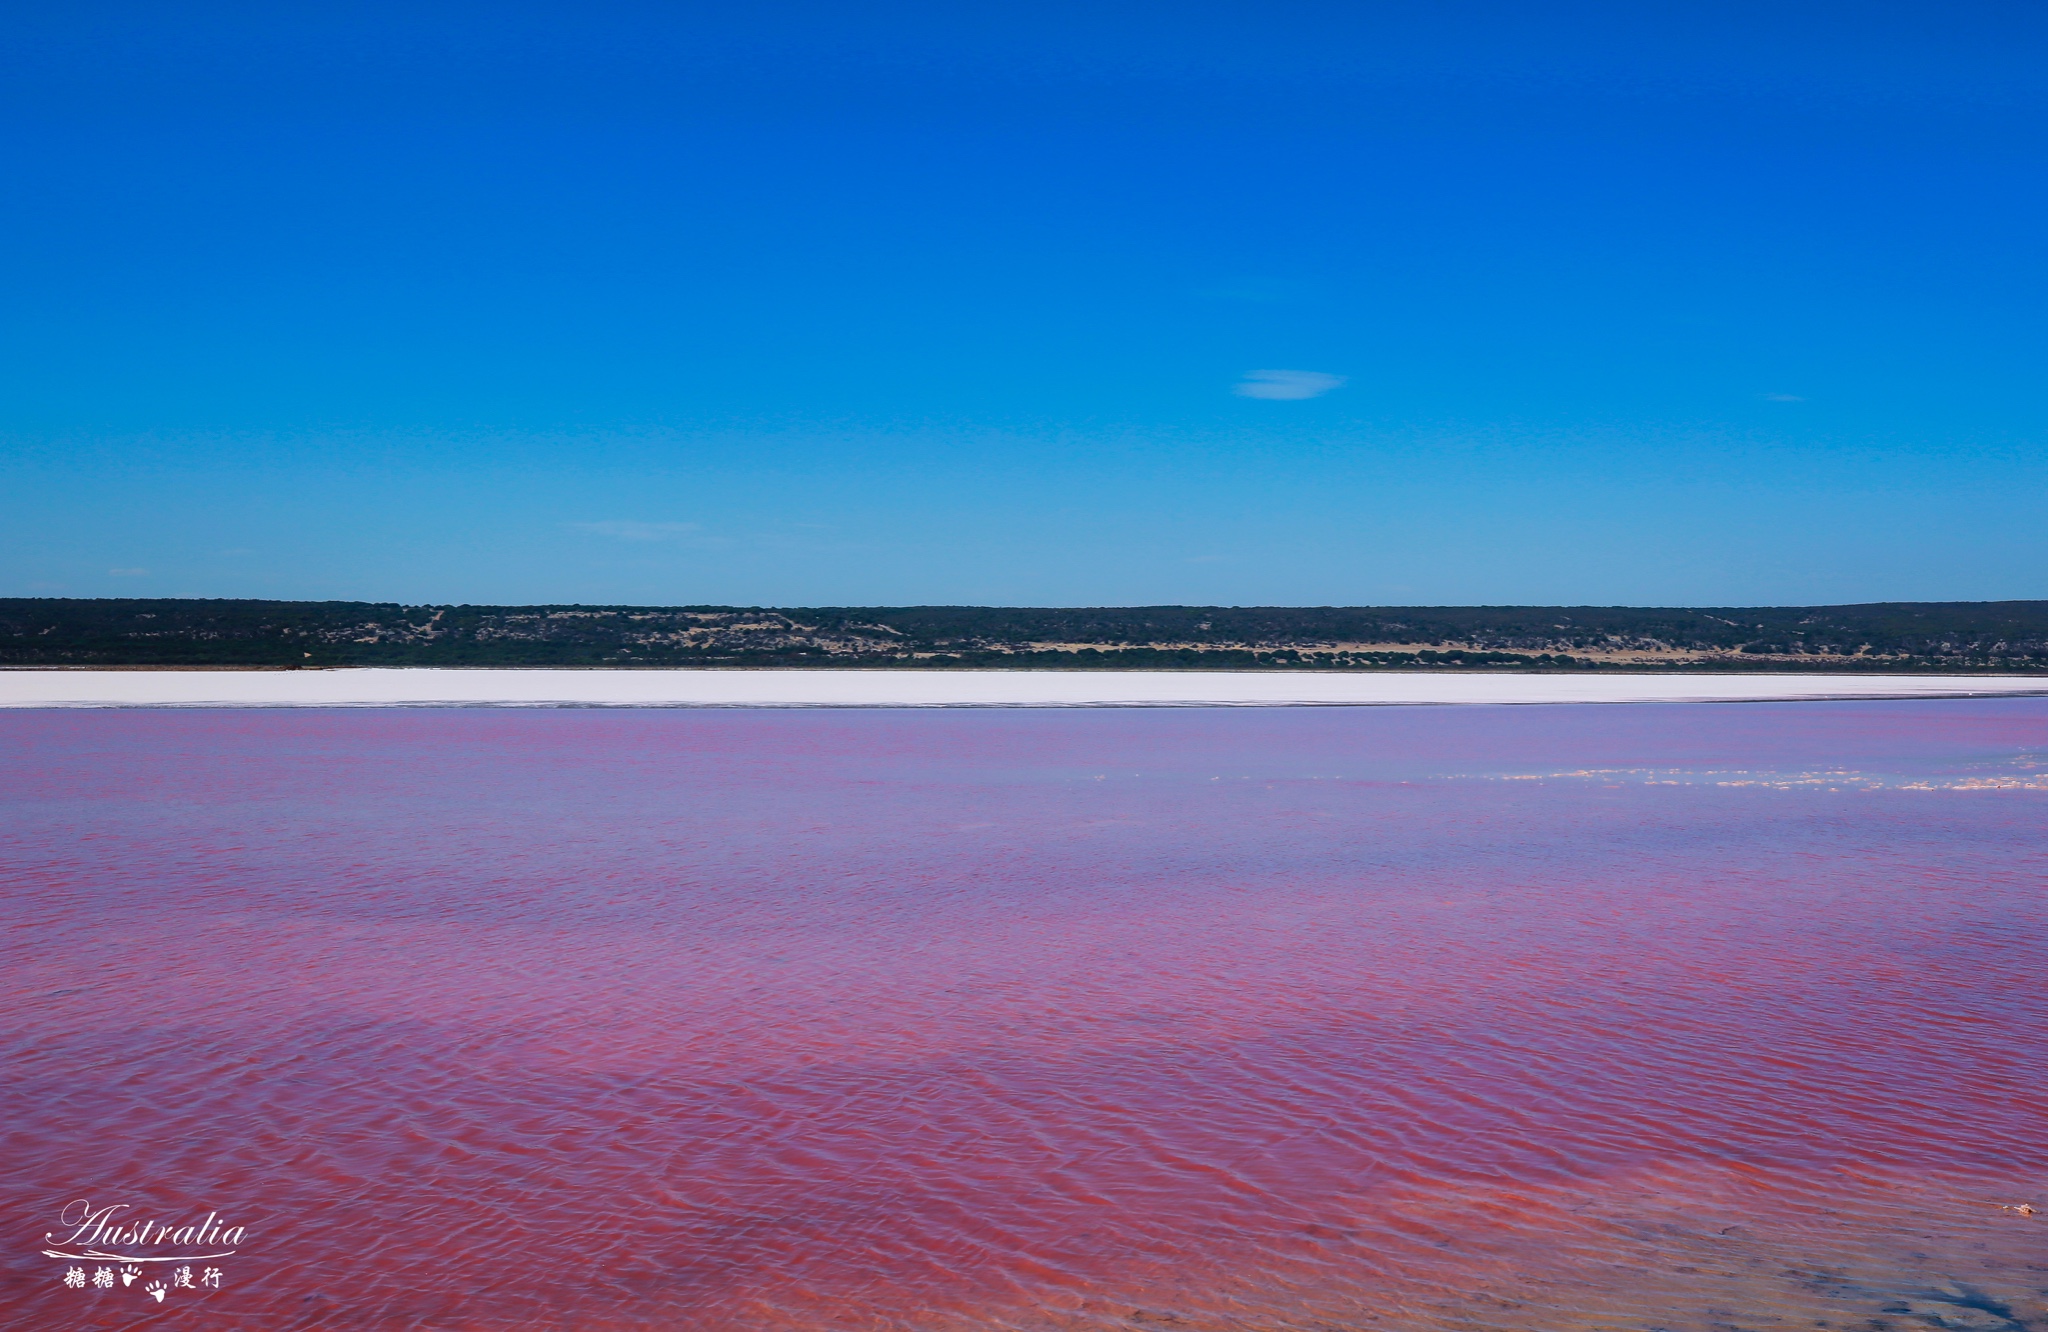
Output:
top-left (44, 1200), bottom-right (244, 1303)
top-left (43, 1200), bottom-right (245, 1263)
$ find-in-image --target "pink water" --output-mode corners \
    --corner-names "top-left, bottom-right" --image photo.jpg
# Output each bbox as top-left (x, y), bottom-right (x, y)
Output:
top-left (3, 703), bottom-right (2045, 1331)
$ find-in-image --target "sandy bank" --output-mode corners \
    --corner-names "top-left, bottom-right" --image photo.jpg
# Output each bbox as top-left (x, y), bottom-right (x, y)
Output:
top-left (4, 668), bottom-right (2048, 708)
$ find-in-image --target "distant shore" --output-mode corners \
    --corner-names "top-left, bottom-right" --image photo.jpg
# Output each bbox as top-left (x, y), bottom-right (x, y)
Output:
top-left (6, 668), bottom-right (2048, 708)
top-left (8, 598), bottom-right (2047, 673)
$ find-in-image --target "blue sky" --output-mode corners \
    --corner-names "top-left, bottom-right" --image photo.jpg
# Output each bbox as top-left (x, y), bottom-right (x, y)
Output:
top-left (2, 1), bottom-right (2044, 607)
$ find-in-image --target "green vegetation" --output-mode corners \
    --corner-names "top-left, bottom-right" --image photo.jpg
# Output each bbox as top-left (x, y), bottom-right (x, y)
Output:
top-left (4, 598), bottom-right (2047, 671)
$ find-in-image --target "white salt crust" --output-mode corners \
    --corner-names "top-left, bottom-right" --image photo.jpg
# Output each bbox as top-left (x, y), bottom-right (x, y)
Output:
top-left (5, 668), bottom-right (2048, 708)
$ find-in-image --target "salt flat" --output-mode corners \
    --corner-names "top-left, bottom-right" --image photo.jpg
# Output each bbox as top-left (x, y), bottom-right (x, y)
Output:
top-left (4, 667), bottom-right (2048, 707)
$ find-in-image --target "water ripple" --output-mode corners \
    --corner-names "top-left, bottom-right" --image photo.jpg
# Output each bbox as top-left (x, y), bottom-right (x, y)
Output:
top-left (2, 701), bottom-right (2045, 1329)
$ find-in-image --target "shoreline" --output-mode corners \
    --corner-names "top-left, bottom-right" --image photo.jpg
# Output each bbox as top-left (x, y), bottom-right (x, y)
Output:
top-left (6, 668), bottom-right (2048, 708)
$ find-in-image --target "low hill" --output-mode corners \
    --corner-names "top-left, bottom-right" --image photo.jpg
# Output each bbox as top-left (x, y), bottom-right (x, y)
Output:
top-left (4, 598), bottom-right (2046, 671)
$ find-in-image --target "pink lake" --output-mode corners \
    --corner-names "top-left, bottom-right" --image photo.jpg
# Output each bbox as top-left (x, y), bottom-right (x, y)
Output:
top-left (3, 702), bottom-right (2045, 1330)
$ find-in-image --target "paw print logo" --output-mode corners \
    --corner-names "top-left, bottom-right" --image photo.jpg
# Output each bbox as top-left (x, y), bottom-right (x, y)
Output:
top-left (144, 1279), bottom-right (167, 1303)
top-left (120, 1264), bottom-right (141, 1287)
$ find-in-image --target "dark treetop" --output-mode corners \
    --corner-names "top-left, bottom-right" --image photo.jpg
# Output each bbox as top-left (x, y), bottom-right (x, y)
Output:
top-left (5, 599), bottom-right (2047, 671)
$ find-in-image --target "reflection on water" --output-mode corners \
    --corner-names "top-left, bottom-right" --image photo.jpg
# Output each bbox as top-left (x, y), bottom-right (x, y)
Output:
top-left (2, 702), bottom-right (2044, 1330)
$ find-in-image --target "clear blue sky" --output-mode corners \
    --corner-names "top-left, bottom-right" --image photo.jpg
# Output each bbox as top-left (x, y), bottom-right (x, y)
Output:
top-left (3, 1), bottom-right (2044, 607)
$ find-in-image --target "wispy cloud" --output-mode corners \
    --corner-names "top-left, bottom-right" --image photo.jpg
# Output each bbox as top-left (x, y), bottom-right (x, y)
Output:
top-left (1235, 369), bottom-right (1345, 400)
top-left (1196, 279), bottom-right (1305, 305)
top-left (1762, 392), bottom-right (1805, 402)
top-left (108, 567), bottom-right (149, 576)
top-left (569, 520), bottom-right (702, 541)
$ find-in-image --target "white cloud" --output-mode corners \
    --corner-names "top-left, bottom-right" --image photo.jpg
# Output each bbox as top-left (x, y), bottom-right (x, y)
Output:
top-left (1762, 392), bottom-right (1805, 402)
top-left (1235, 369), bottom-right (1345, 400)
top-left (569, 520), bottom-right (702, 541)
top-left (1197, 279), bottom-right (1304, 304)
